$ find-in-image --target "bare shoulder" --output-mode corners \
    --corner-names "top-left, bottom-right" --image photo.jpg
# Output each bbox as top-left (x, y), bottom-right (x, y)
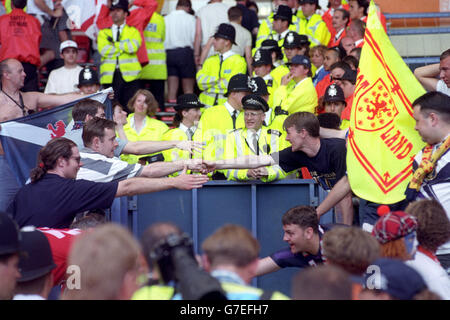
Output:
top-left (21, 91), bottom-right (41, 111)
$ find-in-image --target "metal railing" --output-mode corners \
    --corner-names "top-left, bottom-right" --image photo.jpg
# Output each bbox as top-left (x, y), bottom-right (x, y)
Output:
top-left (385, 11), bottom-right (450, 35)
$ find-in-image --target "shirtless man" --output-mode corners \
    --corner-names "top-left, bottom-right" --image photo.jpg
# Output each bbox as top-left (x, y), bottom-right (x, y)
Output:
top-left (0, 58), bottom-right (85, 211)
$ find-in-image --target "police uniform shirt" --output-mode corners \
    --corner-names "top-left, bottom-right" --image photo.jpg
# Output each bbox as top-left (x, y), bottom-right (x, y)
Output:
top-left (179, 123), bottom-right (197, 140)
top-left (273, 29), bottom-right (290, 42)
top-left (224, 101), bottom-right (241, 119)
top-left (111, 23), bottom-right (126, 41)
top-left (220, 49), bottom-right (236, 62)
top-left (246, 128), bottom-right (262, 155)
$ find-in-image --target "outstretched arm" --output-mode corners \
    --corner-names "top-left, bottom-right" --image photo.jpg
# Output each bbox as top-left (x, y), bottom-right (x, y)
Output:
top-left (212, 154), bottom-right (274, 170)
top-left (116, 169), bottom-right (209, 196)
top-left (316, 175), bottom-right (352, 218)
top-left (255, 257), bottom-right (281, 277)
top-left (122, 140), bottom-right (203, 156)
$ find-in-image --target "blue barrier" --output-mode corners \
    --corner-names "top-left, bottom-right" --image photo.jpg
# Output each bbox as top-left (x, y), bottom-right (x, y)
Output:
top-left (111, 179), bottom-right (333, 296)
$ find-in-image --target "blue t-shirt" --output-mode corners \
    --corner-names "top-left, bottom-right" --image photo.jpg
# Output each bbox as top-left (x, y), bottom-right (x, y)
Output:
top-left (8, 174), bottom-right (118, 228)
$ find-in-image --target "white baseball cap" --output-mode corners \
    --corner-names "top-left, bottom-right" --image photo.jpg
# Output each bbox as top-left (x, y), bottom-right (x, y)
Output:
top-left (60, 40), bottom-right (78, 53)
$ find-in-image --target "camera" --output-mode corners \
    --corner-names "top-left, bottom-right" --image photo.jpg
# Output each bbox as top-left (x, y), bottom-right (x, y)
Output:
top-left (150, 233), bottom-right (227, 300)
top-left (150, 233), bottom-right (195, 284)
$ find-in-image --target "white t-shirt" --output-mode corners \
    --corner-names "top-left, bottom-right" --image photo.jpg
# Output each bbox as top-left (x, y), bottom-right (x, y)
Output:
top-left (436, 79), bottom-right (450, 97)
top-left (44, 65), bottom-right (83, 94)
top-left (230, 22), bottom-right (252, 57)
top-left (196, 2), bottom-right (230, 46)
top-left (26, 0), bottom-right (53, 18)
top-left (406, 250), bottom-right (450, 300)
top-left (164, 9), bottom-right (196, 50)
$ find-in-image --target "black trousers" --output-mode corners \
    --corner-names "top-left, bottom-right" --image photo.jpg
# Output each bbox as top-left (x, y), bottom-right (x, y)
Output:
top-left (108, 69), bottom-right (142, 114)
top-left (22, 62), bottom-right (39, 92)
top-left (142, 79), bottom-right (165, 111)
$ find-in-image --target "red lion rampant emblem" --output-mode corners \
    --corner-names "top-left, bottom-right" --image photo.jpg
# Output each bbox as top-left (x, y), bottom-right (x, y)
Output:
top-left (47, 120), bottom-right (66, 139)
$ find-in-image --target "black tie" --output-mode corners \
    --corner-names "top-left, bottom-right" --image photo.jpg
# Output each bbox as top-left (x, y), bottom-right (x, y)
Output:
top-left (186, 128), bottom-right (193, 141)
top-left (115, 26), bottom-right (120, 69)
top-left (213, 55), bottom-right (224, 106)
top-left (231, 110), bottom-right (237, 129)
top-left (116, 26), bottom-right (120, 42)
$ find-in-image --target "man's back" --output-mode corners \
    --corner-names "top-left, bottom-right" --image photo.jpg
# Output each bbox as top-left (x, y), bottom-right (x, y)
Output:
top-left (77, 147), bottom-right (143, 182)
top-left (230, 21), bottom-right (252, 57)
top-left (9, 174), bottom-right (118, 228)
top-left (0, 9), bottom-right (41, 66)
top-left (164, 9), bottom-right (196, 50)
top-left (197, 2), bottom-right (230, 47)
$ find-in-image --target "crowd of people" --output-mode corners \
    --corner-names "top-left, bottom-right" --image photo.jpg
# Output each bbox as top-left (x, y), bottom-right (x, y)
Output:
top-left (0, 0), bottom-right (449, 300)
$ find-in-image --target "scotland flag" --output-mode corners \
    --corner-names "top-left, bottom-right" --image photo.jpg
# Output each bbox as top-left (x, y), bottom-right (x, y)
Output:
top-left (0, 89), bottom-right (112, 186)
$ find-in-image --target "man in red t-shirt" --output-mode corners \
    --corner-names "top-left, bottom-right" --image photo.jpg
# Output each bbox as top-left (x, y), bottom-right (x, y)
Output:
top-left (0, 0), bottom-right (41, 91)
top-left (37, 212), bottom-right (107, 287)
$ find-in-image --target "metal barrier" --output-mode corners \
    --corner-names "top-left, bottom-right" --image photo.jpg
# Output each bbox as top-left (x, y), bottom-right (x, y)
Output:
top-left (385, 12), bottom-right (450, 35)
top-left (110, 179), bottom-right (333, 296)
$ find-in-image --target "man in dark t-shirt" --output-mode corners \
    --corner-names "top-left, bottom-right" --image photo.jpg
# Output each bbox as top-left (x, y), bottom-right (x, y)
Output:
top-left (214, 111), bottom-right (353, 224)
top-left (8, 138), bottom-right (210, 228)
top-left (256, 205), bottom-right (338, 276)
top-left (216, 111), bottom-right (347, 189)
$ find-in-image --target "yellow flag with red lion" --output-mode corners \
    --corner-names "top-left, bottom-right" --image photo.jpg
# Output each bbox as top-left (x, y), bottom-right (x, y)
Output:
top-left (347, 0), bottom-right (426, 204)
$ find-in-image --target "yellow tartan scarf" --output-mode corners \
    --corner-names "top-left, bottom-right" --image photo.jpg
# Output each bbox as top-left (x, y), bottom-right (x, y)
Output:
top-left (408, 135), bottom-right (450, 191)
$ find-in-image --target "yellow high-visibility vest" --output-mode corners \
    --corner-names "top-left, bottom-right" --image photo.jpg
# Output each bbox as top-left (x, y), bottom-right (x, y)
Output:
top-left (97, 24), bottom-right (142, 84)
top-left (196, 53), bottom-right (247, 108)
top-left (141, 12), bottom-right (167, 80)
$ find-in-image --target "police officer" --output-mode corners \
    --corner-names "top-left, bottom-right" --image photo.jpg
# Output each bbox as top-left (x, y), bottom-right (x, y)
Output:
top-left (77, 66), bottom-right (101, 95)
top-left (298, 0), bottom-right (331, 47)
top-left (194, 73), bottom-right (251, 178)
top-left (196, 23), bottom-right (247, 108)
top-left (270, 54), bottom-right (318, 133)
top-left (322, 84), bottom-right (348, 129)
top-left (97, 0), bottom-right (142, 112)
top-left (255, 3), bottom-right (301, 49)
top-left (252, 50), bottom-right (276, 109)
top-left (223, 94), bottom-right (286, 181)
top-left (283, 31), bottom-right (311, 63)
top-left (141, 10), bottom-right (167, 111)
top-left (162, 94), bottom-right (203, 176)
top-left (0, 212), bottom-right (21, 300)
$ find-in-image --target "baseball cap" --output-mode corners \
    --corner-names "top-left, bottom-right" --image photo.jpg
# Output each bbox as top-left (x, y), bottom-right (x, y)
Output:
top-left (248, 77), bottom-right (269, 96)
top-left (242, 94), bottom-right (269, 112)
top-left (214, 23), bottom-right (237, 45)
top-left (60, 40), bottom-right (78, 54)
top-left (252, 49), bottom-right (272, 67)
top-left (110, 0), bottom-right (129, 13)
top-left (225, 73), bottom-right (251, 96)
top-left (273, 5), bottom-right (292, 24)
top-left (0, 212), bottom-right (21, 255)
top-left (323, 84), bottom-right (346, 105)
top-left (175, 94), bottom-right (204, 111)
top-left (17, 227), bottom-right (56, 283)
top-left (363, 258), bottom-right (426, 300)
top-left (286, 55), bottom-right (311, 70)
top-left (78, 66), bottom-right (100, 87)
top-left (372, 209), bottom-right (418, 244)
